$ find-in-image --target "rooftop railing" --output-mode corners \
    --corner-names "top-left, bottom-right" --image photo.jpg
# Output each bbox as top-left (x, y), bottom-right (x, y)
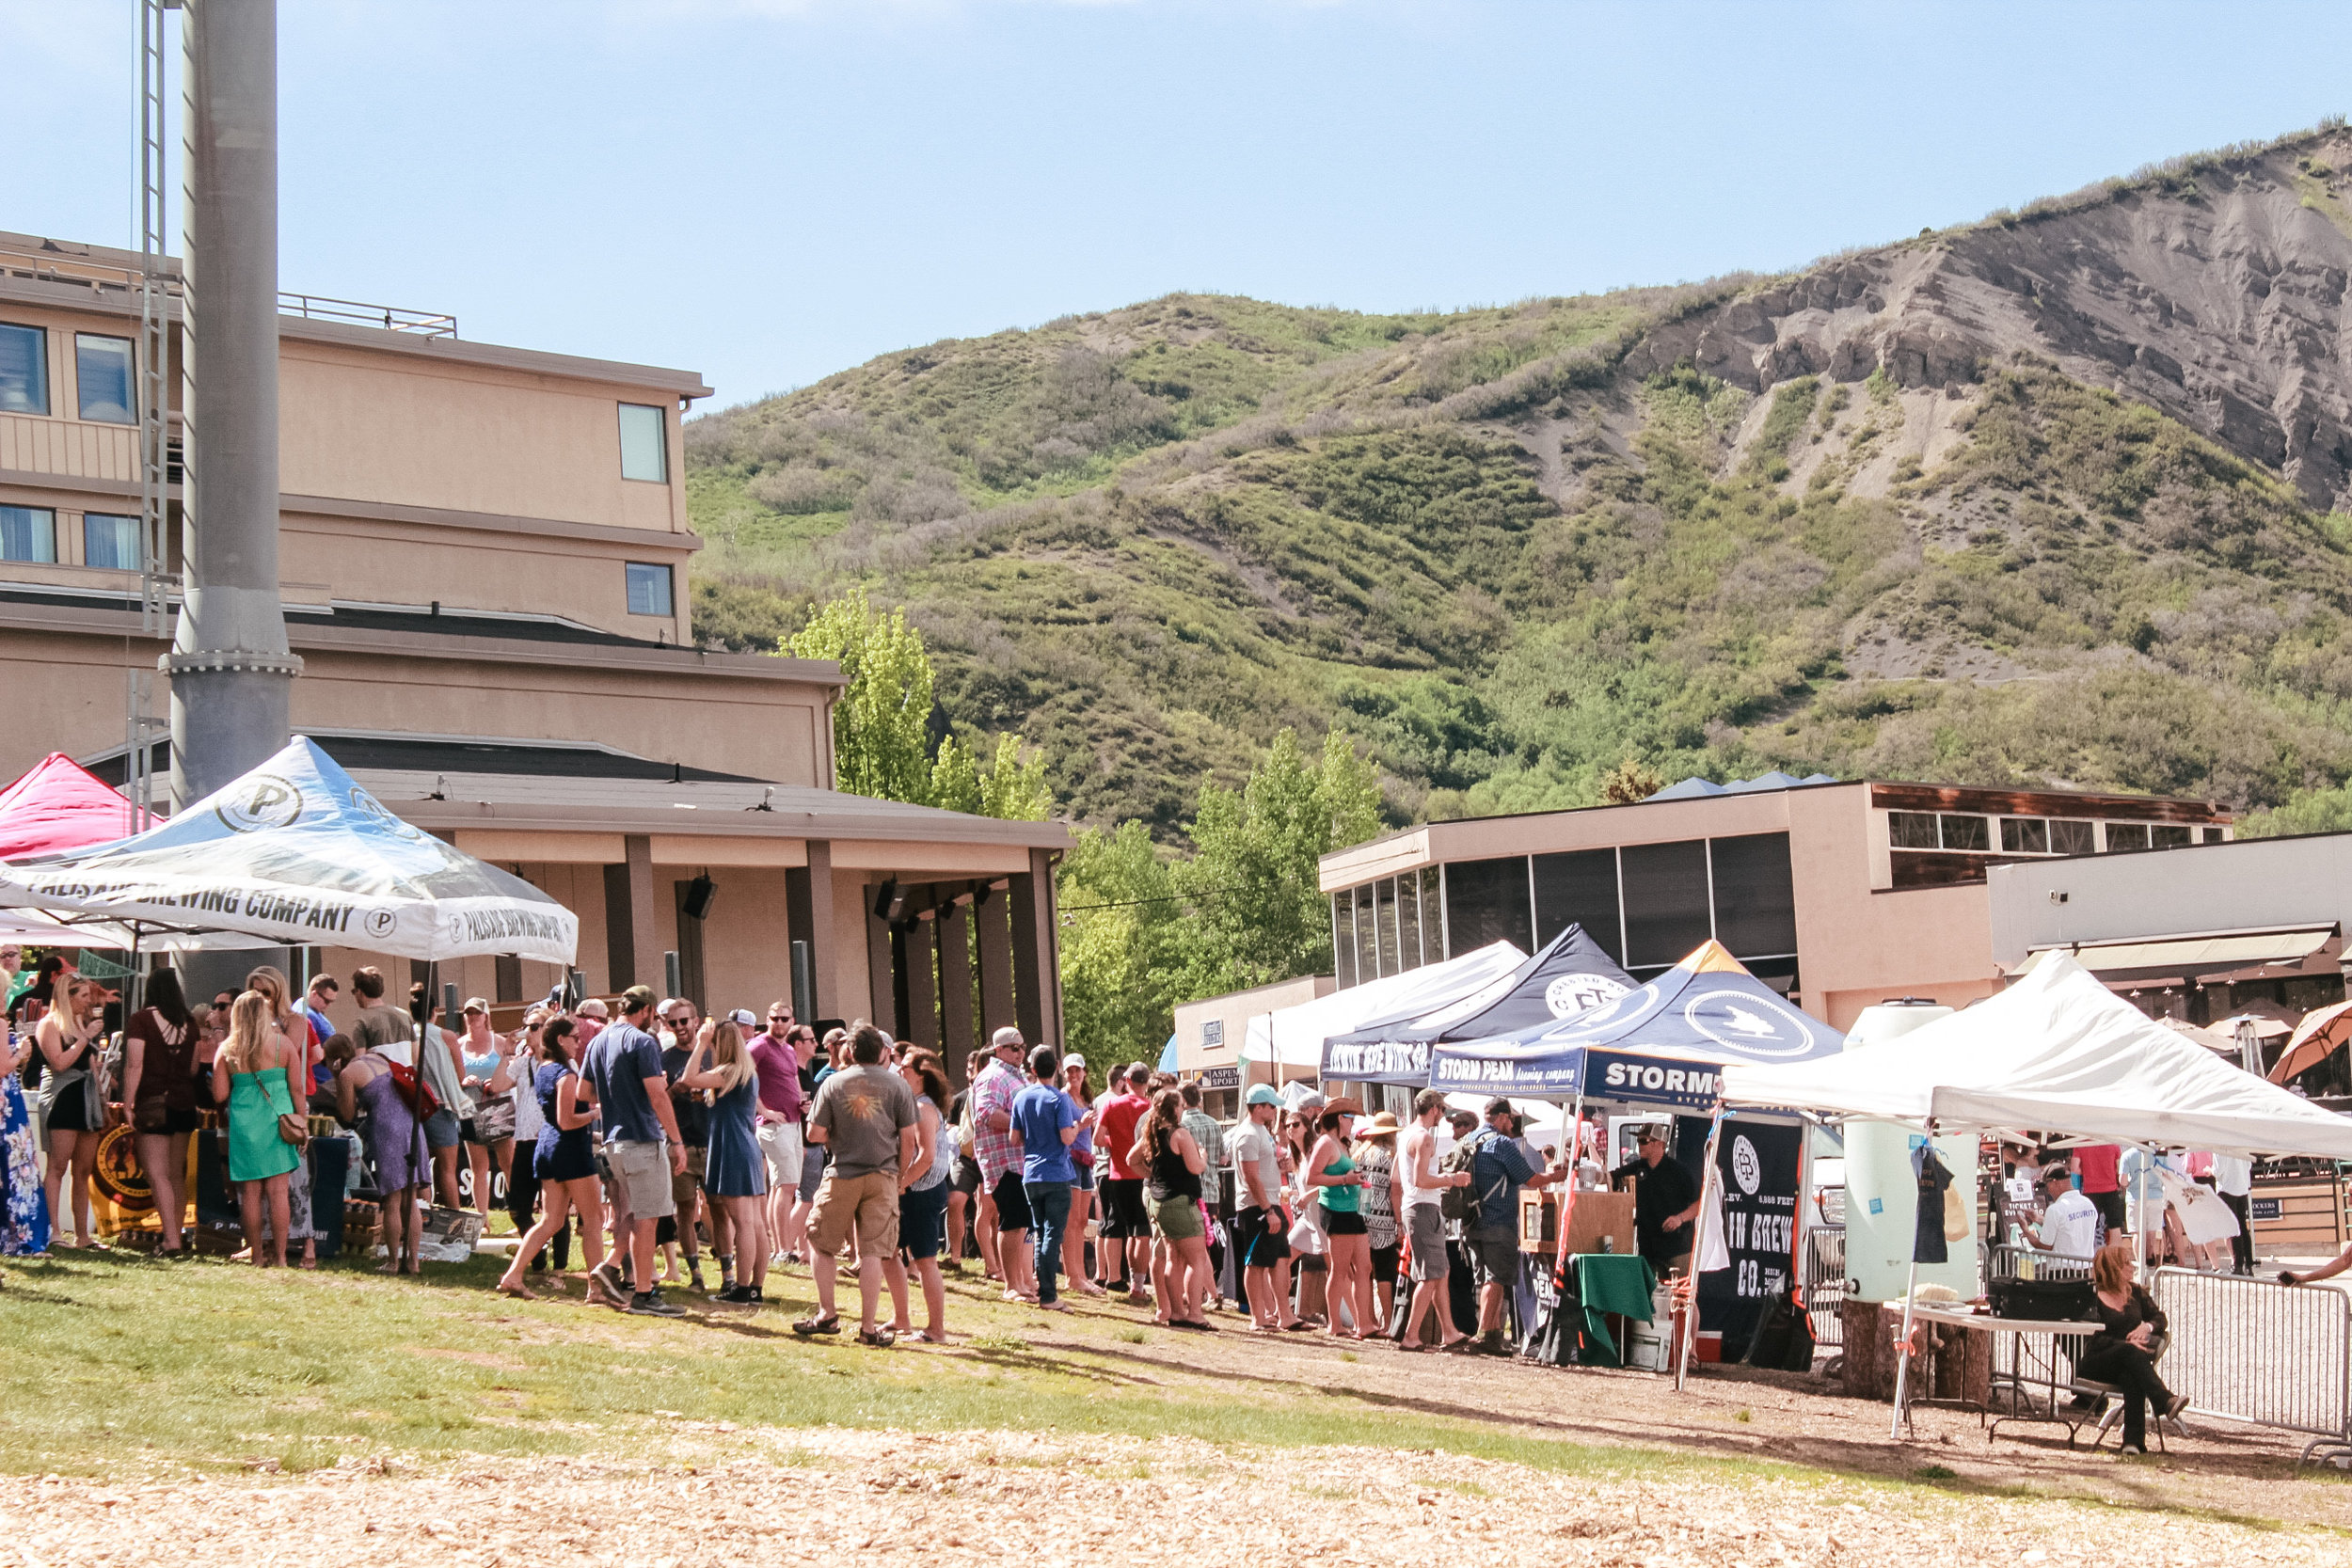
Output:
top-left (278, 291), bottom-right (457, 338)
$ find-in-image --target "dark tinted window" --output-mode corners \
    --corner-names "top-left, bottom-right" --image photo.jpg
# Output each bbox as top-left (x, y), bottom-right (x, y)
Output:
top-left (1888, 812), bottom-right (1939, 848)
top-left (1620, 839), bottom-right (1711, 968)
top-left (2105, 823), bottom-right (2151, 852)
top-left (2049, 818), bottom-right (2095, 855)
top-left (1355, 884), bottom-right (1378, 979)
top-left (1396, 874), bottom-right (1422, 971)
top-left (1332, 893), bottom-right (1357, 987)
top-left (1939, 814), bottom-right (1989, 851)
top-left (1374, 878), bottom-right (1399, 974)
top-left (1443, 856), bottom-right (1532, 957)
top-left (1421, 866), bottom-right (1444, 959)
top-left (1533, 847), bottom-right (1622, 962)
top-left (1709, 833), bottom-right (1797, 958)
top-left (2151, 825), bottom-right (2191, 848)
top-left (2201, 826), bottom-right (2226, 845)
top-left (2000, 817), bottom-right (2048, 854)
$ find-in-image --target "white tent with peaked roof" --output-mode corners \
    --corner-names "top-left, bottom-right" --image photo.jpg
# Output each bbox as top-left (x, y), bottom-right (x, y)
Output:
top-left (1719, 952), bottom-right (2352, 1160)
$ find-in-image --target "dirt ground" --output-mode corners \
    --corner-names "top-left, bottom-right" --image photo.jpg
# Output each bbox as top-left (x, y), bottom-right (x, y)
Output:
top-left (6, 1421), bottom-right (2346, 1568)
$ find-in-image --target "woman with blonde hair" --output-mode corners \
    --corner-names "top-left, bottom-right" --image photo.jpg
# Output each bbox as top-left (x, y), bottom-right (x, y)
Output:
top-left (211, 990), bottom-right (299, 1266)
top-left (245, 966), bottom-right (319, 1267)
top-left (2083, 1242), bottom-right (2188, 1453)
top-left (678, 1016), bottom-right (768, 1305)
top-left (35, 968), bottom-right (104, 1248)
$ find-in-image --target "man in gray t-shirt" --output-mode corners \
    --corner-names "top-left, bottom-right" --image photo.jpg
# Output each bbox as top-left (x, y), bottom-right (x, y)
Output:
top-left (797, 1023), bottom-right (919, 1344)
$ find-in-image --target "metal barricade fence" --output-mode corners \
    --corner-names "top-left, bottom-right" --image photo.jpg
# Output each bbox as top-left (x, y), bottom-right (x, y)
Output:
top-left (2154, 1267), bottom-right (2352, 1465)
top-left (1804, 1226), bottom-right (1844, 1348)
top-left (1984, 1244), bottom-right (2098, 1430)
top-left (1988, 1242), bottom-right (2094, 1283)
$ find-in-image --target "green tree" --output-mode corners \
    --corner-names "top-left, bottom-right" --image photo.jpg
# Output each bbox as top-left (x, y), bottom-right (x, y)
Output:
top-left (1056, 821), bottom-right (1212, 1064)
top-left (785, 587), bottom-right (935, 804)
top-left (980, 734), bottom-right (1053, 821)
top-left (1185, 729), bottom-right (1384, 989)
top-left (2237, 783), bottom-right (2352, 839)
top-left (928, 734), bottom-right (983, 816)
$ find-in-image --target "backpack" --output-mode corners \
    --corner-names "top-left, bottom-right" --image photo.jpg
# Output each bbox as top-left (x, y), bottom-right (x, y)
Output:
top-left (1438, 1130), bottom-right (1504, 1226)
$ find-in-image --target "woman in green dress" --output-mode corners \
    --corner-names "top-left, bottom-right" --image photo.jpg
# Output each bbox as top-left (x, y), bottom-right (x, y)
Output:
top-left (209, 990), bottom-right (299, 1266)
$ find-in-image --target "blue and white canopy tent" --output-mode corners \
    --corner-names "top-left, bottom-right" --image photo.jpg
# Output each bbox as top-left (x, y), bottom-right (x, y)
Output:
top-left (0, 736), bottom-right (578, 965)
top-left (1426, 940), bottom-right (1840, 1108)
top-left (1321, 924), bottom-right (1635, 1087)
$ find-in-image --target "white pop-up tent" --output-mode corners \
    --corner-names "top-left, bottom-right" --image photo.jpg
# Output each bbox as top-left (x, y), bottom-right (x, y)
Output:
top-left (0, 736), bottom-right (579, 965)
top-left (1240, 940), bottom-right (1525, 1074)
top-left (1716, 951), bottom-right (2352, 1429)
top-left (1718, 952), bottom-right (2352, 1161)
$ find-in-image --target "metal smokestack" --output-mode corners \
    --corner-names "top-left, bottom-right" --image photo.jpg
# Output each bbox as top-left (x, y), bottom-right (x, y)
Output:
top-left (170, 0), bottom-right (299, 810)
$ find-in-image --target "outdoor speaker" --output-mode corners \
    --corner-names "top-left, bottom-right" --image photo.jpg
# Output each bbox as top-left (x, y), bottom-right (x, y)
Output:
top-left (872, 879), bottom-right (908, 923)
top-left (682, 873), bottom-right (717, 920)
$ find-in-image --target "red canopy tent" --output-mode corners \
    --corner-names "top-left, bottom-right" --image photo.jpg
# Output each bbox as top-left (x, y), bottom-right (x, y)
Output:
top-left (0, 753), bottom-right (150, 862)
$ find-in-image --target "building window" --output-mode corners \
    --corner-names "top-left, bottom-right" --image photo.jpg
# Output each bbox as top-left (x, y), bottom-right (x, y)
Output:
top-left (1887, 811), bottom-right (1939, 849)
top-left (2049, 818), bottom-right (2095, 855)
top-left (1708, 833), bottom-right (1798, 960)
top-left (2201, 826), bottom-right (2226, 845)
top-left (74, 334), bottom-right (135, 423)
top-left (1534, 847), bottom-right (1624, 963)
top-left (1443, 855), bottom-right (1533, 958)
top-left (0, 324), bottom-right (47, 414)
top-left (1332, 892), bottom-right (1356, 987)
top-left (83, 514), bottom-right (140, 571)
top-left (2105, 823), bottom-right (2151, 852)
top-left (618, 402), bottom-right (668, 482)
top-left (1355, 883), bottom-right (1377, 981)
top-left (1620, 838), bottom-right (1712, 969)
top-left (1396, 874), bottom-right (1422, 973)
top-left (2000, 817), bottom-right (2049, 854)
top-left (1938, 813), bottom-right (1990, 851)
top-left (2151, 824), bottom-right (2192, 849)
top-left (1374, 877), bottom-right (1399, 975)
top-left (1421, 865), bottom-right (1443, 962)
top-left (625, 562), bottom-right (673, 617)
top-left (0, 506), bottom-right (57, 563)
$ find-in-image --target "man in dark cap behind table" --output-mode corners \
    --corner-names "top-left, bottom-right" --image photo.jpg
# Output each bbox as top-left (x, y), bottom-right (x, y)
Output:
top-left (1610, 1123), bottom-right (1701, 1282)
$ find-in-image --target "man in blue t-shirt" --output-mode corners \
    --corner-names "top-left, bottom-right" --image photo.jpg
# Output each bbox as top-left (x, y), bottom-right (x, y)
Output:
top-left (582, 986), bottom-right (689, 1317)
top-left (1009, 1043), bottom-right (1084, 1310)
top-left (1461, 1098), bottom-right (1563, 1354)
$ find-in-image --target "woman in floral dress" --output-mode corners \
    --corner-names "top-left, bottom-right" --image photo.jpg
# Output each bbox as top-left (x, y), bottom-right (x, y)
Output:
top-left (0, 942), bottom-right (52, 1256)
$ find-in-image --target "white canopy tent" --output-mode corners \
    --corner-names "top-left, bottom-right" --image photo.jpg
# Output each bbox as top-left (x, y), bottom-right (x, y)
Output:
top-left (1719, 953), bottom-right (2352, 1161)
top-left (1715, 952), bottom-right (2352, 1430)
top-left (1240, 941), bottom-right (1525, 1073)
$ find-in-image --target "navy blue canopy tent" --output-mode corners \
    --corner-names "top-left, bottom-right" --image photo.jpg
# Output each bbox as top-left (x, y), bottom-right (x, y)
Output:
top-left (1426, 941), bottom-right (1843, 1110)
top-left (1321, 924), bottom-right (1635, 1086)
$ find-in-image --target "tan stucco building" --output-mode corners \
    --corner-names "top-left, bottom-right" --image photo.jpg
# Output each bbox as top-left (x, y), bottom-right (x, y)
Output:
top-left (1318, 778), bottom-right (2232, 1032)
top-left (0, 230), bottom-right (1063, 1059)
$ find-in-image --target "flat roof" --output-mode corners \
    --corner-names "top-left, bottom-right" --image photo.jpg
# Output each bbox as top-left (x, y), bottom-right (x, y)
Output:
top-left (0, 230), bottom-right (713, 401)
top-left (355, 768), bottom-right (1070, 849)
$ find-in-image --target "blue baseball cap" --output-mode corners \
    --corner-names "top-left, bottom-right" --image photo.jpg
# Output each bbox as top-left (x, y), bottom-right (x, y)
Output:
top-left (1245, 1085), bottom-right (1283, 1107)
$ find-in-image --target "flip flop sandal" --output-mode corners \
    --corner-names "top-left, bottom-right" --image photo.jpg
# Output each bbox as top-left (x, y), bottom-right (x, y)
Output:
top-left (793, 1314), bottom-right (842, 1337)
top-left (857, 1327), bottom-right (897, 1348)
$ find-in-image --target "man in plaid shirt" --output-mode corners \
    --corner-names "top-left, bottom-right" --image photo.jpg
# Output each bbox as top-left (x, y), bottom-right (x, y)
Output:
top-left (972, 1027), bottom-right (1035, 1303)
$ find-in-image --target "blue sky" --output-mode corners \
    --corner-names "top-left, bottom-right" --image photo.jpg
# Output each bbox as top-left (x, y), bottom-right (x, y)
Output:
top-left (7, 1), bottom-right (2351, 410)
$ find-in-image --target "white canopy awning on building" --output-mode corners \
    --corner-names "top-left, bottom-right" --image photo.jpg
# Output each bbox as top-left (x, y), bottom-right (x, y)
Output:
top-left (1240, 941), bottom-right (1525, 1071)
top-left (1719, 952), bottom-right (2352, 1161)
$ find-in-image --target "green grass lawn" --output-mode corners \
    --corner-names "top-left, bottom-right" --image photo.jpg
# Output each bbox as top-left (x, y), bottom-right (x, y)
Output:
top-left (0, 1245), bottom-right (1809, 1486)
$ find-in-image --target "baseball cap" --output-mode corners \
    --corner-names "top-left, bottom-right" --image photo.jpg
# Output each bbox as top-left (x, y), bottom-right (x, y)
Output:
top-left (1245, 1085), bottom-right (1282, 1108)
top-left (1062, 1053), bottom-right (1087, 1070)
top-left (619, 985), bottom-right (655, 1012)
top-left (729, 1007), bottom-right (758, 1028)
top-left (576, 998), bottom-right (610, 1019)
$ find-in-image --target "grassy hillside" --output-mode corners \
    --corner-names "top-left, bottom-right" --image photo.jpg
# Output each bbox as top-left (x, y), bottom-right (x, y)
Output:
top-left (687, 126), bottom-right (2352, 833)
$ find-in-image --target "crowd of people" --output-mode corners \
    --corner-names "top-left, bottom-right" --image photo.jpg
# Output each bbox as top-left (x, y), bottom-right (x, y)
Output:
top-left (0, 951), bottom-right (1611, 1354)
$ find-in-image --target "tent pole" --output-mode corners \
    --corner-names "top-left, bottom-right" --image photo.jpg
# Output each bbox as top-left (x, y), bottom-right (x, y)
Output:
top-left (1675, 1113), bottom-right (1724, 1392)
top-left (1556, 1092), bottom-right (1582, 1273)
top-left (1888, 1117), bottom-right (1931, 1440)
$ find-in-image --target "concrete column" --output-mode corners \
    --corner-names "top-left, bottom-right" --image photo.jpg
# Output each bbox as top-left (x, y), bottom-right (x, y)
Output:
top-left (601, 863), bottom-right (632, 994)
top-left (169, 0), bottom-right (300, 809)
top-left (937, 899), bottom-right (975, 1079)
top-left (975, 884), bottom-right (1015, 1038)
top-left (866, 895), bottom-right (895, 1031)
top-left (904, 910), bottom-right (940, 1050)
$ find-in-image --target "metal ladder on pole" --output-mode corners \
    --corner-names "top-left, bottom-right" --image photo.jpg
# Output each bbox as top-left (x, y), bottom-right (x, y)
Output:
top-left (128, 0), bottom-right (181, 830)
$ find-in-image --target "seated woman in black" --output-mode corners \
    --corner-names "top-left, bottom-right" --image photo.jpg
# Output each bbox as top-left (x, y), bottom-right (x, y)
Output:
top-left (2079, 1242), bottom-right (2188, 1453)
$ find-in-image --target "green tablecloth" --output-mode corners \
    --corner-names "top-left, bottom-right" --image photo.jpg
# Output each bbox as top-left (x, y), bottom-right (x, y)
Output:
top-left (1566, 1253), bottom-right (1658, 1367)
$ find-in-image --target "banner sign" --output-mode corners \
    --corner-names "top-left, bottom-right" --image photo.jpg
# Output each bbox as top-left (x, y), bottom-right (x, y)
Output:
top-left (1697, 1119), bottom-right (1802, 1356)
top-left (1584, 1051), bottom-right (1721, 1110)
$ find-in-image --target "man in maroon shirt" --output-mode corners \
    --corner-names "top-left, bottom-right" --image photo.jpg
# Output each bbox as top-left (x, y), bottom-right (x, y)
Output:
top-left (1095, 1062), bottom-right (1155, 1303)
top-left (748, 1002), bottom-right (806, 1262)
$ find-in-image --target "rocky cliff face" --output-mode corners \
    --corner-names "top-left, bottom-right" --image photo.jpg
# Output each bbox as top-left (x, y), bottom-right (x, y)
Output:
top-left (1627, 130), bottom-right (2352, 512)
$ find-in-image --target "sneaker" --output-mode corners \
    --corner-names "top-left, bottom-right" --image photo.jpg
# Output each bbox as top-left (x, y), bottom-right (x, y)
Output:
top-left (718, 1284), bottom-right (757, 1305)
top-left (588, 1261), bottom-right (629, 1307)
top-left (628, 1291), bottom-right (687, 1318)
top-left (2166, 1394), bottom-right (2191, 1420)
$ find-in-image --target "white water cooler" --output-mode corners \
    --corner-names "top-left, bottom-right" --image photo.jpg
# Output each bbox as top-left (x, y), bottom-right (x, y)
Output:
top-left (1840, 1000), bottom-right (1979, 1303)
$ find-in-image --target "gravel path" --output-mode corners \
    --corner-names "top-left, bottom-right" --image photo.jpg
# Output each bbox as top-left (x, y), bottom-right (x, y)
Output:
top-left (5, 1425), bottom-right (2344, 1568)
